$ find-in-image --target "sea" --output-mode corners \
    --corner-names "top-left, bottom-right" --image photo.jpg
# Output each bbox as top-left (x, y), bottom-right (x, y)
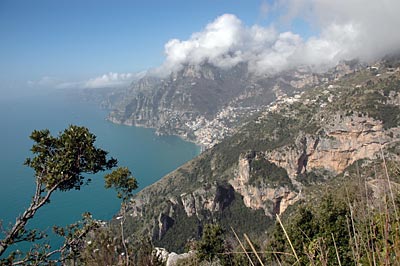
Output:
top-left (0, 88), bottom-right (200, 253)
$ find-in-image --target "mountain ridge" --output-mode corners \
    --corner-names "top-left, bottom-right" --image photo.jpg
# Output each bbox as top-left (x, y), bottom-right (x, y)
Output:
top-left (108, 58), bottom-right (400, 253)
top-left (106, 60), bottom-right (363, 148)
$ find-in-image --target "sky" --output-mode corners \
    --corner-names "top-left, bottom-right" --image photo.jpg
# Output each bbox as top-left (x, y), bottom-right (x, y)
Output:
top-left (1, 0), bottom-right (400, 94)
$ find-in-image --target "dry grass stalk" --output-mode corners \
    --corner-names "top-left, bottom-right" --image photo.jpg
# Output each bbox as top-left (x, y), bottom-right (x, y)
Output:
top-left (230, 227), bottom-right (255, 266)
top-left (273, 252), bottom-right (283, 266)
top-left (243, 233), bottom-right (264, 266)
top-left (276, 214), bottom-right (300, 264)
top-left (331, 233), bottom-right (342, 266)
top-left (379, 141), bottom-right (399, 221)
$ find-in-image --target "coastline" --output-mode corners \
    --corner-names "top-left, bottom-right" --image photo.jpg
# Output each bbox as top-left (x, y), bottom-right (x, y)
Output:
top-left (106, 115), bottom-right (210, 152)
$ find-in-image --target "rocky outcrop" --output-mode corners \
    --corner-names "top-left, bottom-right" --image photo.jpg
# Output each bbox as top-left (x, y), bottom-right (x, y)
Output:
top-left (180, 184), bottom-right (235, 217)
top-left (157, 213), bottom-right (175, 240)
top-left (290, 72), bottom-right (320, 89)
top-left (308, 115), bottom-right (389, 172)
top-left (230, 111), bottom-right (400, 217)
top-left (268, 114), bottom-right (399, 178)
top-left (155, 248), bottom-right (196, 266)
top-left (180, 187), bottom-right (216, 217)
top-left (230, 152), bottom-right (301, 216)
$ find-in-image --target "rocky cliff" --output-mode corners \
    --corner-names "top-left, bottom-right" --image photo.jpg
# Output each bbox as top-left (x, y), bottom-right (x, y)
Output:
top-left (267, 114), bottom-right (394, 177)
top-left (107, 61), bottom-right (362, 148)
top-left (230, 151), bottom-right (301, 216)
top-left (117, 60), bottom-right (400, 252)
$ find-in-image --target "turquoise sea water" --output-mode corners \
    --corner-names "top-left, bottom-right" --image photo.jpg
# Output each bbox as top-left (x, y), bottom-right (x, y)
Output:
top-left (0, 89), bottom-right (200, 252)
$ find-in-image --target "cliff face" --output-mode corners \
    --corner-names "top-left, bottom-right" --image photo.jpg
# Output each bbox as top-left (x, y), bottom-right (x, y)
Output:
top-left (230, 114), bottom-right (399, 216)
top-left (118, 62), bottom-right (400, 252)
top-left (108, 63), bottom-right (262, 147)
top-left (230, 152), bottom-right (300, 216)
top-left (267, 115), bottom-right (394, 177)
top-left (107, 61), bottom-right (363, 148)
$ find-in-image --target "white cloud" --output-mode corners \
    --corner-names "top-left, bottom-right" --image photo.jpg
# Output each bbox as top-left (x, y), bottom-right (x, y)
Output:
top-left (153, 0), bottom-right (400, 76)
top-left (84, 72), bottom-right (135, 89)
top-left (28, 71), bottom-right (147, 90)
top-left (276, 0), bottom-right (400, 61)
top-left (27, 76), bottom-right (60, 87)
top-left (157, 14), bottom-right (244, 74)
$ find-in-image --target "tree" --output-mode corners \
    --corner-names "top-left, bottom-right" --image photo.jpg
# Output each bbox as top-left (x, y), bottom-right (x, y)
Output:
top-left (105, 167), bottom-right (138, 202)
top-left (197, 223), bottom-right (226, 264)
top-left (0, 125), bottom-right (118, 263)
top-left (104, 167), bottom-right (138, 266)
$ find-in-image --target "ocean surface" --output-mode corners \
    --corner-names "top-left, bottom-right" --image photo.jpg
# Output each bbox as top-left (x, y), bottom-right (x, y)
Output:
top-left (0, 89), bottom-right (200, 253)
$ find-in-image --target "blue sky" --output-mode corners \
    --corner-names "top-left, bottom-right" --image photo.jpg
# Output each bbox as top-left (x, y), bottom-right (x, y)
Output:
top-left (1, 0), bottom-right (399, 93)
top-left (0, 0), bottom-right (281, 90)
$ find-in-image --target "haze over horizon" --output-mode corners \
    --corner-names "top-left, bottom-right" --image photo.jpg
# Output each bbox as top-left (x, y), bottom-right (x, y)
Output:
top-left (1, 0), bottom-right (399, 95)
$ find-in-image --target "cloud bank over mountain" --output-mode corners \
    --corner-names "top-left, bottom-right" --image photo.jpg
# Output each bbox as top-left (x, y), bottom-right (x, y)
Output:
top-left (153, 0), bottom-right (400, 76)
top-left (28, 0), bottom-right (400, 88)
top-left (83, 72), bottom-right (139, 89)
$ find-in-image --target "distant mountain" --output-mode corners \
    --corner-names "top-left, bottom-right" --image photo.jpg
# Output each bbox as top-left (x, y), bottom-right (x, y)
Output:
top-left (106, 60), bottom-right (362, 148)
top-left (110, 58), bottom-right (400, 253)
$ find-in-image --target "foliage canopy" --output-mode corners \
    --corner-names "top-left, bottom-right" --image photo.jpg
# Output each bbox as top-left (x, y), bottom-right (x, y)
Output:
top-left (0, 125), bottom-right (119, 263)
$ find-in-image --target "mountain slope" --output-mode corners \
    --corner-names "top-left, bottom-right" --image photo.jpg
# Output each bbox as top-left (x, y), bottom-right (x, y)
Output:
top-left (118, 60), bottom-right (400, 252)
top-left (107, 61), bottom-right (361, 148)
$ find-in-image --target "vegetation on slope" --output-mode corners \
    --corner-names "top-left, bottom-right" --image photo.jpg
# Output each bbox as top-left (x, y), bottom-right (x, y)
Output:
top-left (122, 61), bottom-right (400, 255)
top-left (173, 160), bottom-right (400, 266)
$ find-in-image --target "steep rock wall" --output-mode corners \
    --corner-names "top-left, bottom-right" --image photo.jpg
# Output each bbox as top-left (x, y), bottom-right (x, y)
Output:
top-left (229, 152), bottom-right (300, 216)
top-left (230, 113), bottom-right (400, 217)
top-left (268, 114), bottom-right (398, 177)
